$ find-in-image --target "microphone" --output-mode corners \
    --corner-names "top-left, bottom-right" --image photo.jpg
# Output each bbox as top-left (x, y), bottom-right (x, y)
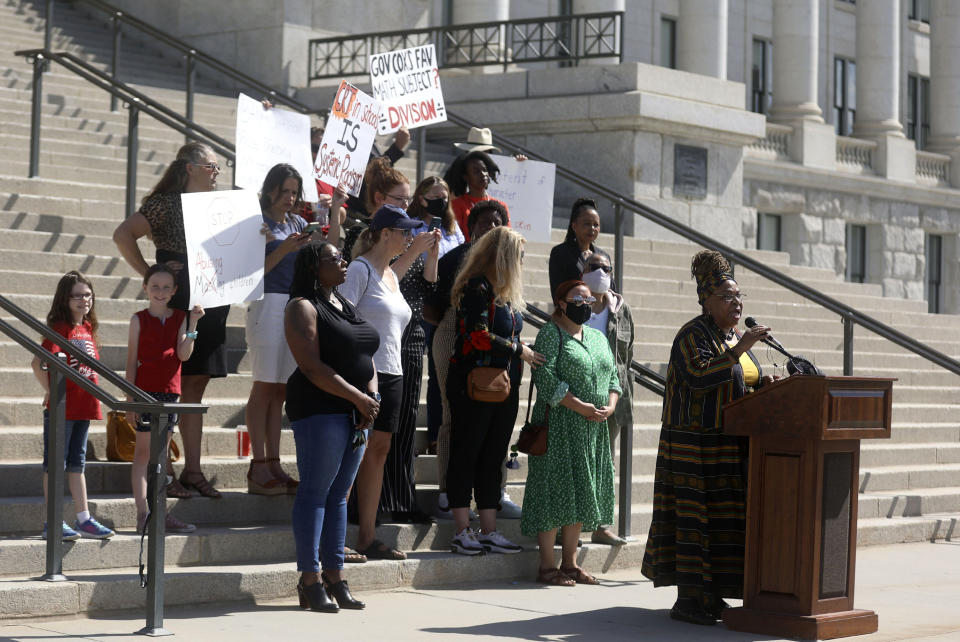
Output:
top-left (744, 316), bottom-right (789, 356)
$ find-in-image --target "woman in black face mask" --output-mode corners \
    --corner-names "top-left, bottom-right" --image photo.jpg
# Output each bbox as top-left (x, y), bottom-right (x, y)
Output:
top-left (408, 176), bottom-right (464, 259)
top-left (521, 280), bottom-right (621, 587)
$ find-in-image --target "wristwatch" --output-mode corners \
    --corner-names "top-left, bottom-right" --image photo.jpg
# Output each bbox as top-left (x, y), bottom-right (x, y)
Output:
top-left (368, 391), bottom-right (382, 402)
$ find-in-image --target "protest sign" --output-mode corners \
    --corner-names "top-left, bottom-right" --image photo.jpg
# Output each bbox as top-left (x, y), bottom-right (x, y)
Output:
top-left (234, 93), bottom-right (319, 202)
top-left (182, 189), bottom-right (265, 308)
top-left (369, 44), bottom-right (446, 134)
top-left (314, 81), bottom-right (381, 197)
top-left (486, 155), bottom-right (556, 244)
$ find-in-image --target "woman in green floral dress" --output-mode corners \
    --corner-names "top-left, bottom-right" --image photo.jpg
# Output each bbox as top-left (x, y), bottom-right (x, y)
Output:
top-left (521, 280), bottom-right (621, 586)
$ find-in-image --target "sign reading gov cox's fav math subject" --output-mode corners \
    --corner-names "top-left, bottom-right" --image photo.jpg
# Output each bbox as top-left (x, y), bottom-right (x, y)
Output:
top-left (182, 189), bottom-right (265, 309)
top-left (314, 81), bottom-right (382, 197)
top-left (368, 44), bottom-right (446, 135)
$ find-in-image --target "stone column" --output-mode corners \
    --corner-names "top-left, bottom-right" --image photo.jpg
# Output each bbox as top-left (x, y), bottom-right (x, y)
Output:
top-left (854, 0), bottom-right (903, 137)
top-left (928, 0), bottom-right (960, 156)
top-left (770, 0), bottom-right (821, 122)
top-left (452, 0), bottom-right (508, 24)
top-left (677, 0), bottom-right (728, 79)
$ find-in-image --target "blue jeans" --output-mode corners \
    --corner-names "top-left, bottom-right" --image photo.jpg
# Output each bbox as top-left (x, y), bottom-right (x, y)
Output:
top-left (41, 411), bottom-right (90, 473)
top-left (291, 413), bottom-right (366, 573)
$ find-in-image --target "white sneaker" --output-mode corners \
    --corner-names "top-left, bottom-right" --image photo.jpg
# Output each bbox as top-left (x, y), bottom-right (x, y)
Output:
top-left (451, 527), bottom-right (486, 556)
top-left (477, 530), bottom-right (523, 554)
top-left (498, 489), bottom-right (522, 519)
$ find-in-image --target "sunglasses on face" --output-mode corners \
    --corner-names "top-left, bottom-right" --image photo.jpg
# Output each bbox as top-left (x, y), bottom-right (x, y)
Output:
top-left (585, 263), bottom-right (612, 274)
top-left (566, 294), bottom-right (596, 305)
top-left (320, 253), bottom-right (346, 265)
top-left (192, 162), bottom-right (221, 173)
top-left (391, 227), bottom-right (414, 238)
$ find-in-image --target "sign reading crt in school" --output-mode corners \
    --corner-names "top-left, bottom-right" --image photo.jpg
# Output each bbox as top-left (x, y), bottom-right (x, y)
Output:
top-left (182, 189), bottom-right (265, 308)
top-left (234, 93), bottom-right (319, 202)
top-left (314, 80), bottom-right (382, 197)
top-left (486, 154), bottom-right (556, 244)
top-left (368, 44), bottom-right (446, 135)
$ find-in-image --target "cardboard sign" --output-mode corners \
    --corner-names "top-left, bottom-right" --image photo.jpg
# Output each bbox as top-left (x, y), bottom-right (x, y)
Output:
top-left (234, 93), bottom-right (319, 202)
top-left (182, 190), bottom-right (265, 308)
top-left (369, 44), bottom-right (446, 134)
top-left (486, 155), bottom-right (556, 244)
top-left (314, 81), bottom-right (382, 197)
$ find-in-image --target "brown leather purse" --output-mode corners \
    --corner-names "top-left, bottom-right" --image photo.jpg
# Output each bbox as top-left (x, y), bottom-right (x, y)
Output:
top-left (466, 366), bottom-right (511, 402)
top-left (516, 383), bottom-right (549, 455)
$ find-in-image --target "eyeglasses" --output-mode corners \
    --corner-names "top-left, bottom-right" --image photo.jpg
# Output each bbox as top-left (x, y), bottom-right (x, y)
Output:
top-left (713, 293), bottom-right (745, 304)
top-left (385, 193), bottom-right (411, 206)
top-left (566, 295), bottom-right (596, 305)
top-left (69, 293), bottom-right (93, 301)
top-left (391, 227), bottom-right (414, 238)
top-left (585, 264), bottom-right (612, 274)
top-left (192, 162), bottom-right (221, 173)
top-left (320, 253), bottom-right (346, 265)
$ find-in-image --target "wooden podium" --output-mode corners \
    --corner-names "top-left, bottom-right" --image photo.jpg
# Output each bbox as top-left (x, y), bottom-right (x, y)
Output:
top-left (721, 375), bottom-right (894, 640)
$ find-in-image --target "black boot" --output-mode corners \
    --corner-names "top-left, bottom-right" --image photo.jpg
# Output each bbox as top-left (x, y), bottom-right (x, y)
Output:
top-left (297, 577), bottom-right (338, 613)
top-left (669, 599), bottom-right (716, 626)
top-left (322, 572), bottom-right (365, 610)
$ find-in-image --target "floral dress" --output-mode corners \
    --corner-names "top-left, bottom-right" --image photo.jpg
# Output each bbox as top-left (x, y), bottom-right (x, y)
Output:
top-left (520, 321), bottom-right (621, 536)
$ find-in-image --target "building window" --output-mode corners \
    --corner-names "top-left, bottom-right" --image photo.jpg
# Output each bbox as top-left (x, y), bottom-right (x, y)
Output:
top-left (834, 58), bottom-right (856, 136)
top-left (757, 213), bottom-right (781, 251)
top-left (909, 0), bottom-right (930, 23)
top-left (660, 17), bottom-right (676, 69)
top-left (846, 224), bottom-right (866, 283)
top-left (926, 234), bottom-right (942, 313)
top-left (751, 39), bottom-right (773, 115)
top-left (907, 74), bottom-right (930, 150)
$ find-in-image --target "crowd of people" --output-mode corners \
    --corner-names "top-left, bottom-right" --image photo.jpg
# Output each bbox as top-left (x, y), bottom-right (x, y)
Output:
top-left (33, 124), bottom-right (776, 624)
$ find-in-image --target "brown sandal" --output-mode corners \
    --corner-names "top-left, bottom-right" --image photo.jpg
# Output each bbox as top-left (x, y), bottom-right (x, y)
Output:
top-left (560, 566), bottom-right (600, 585)
top-left (343, 546), bottom-right (367, 564)
top-left (166, 477), bottom-right (193, 499)
top-left (265, 457), bottom-right (299, 495)
top-left (537, 567), bottom-right (575, 586)
top-left (179, 471), bottom-right (222, 498)
top-left (247, 459), bottom-right (286, 496)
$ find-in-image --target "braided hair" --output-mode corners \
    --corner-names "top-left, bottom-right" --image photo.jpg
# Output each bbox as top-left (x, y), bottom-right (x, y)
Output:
top-left (289, 240), bottom-right (335, 300)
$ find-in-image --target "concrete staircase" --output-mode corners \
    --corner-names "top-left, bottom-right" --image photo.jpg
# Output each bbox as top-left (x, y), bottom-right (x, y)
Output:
top-left (1, 0), bottom-right (958, 620)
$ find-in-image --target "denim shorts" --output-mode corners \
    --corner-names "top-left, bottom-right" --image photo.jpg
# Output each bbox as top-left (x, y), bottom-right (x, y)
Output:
top-left (135, 391), bottom-right (180, 433)
top-left (41, 410), bottom-right (90, 473)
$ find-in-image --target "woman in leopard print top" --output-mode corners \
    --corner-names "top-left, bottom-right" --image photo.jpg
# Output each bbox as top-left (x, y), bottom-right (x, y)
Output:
top-left (113, 142), bottom-right (228, 499)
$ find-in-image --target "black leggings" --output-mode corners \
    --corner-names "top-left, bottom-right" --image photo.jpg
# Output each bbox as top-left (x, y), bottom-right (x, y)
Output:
top-left (445, 372), bottom-right (520, 511)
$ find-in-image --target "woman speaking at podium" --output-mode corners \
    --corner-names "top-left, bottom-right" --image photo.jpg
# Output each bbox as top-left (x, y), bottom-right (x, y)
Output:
top-left (641, 250), bottom-right (772, 626)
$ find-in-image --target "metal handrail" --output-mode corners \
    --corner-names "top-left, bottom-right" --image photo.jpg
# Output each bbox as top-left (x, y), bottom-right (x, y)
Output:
top-left (445, 111), bottom-right (960, 379)
top-left (308, 11), bottom-right (624, 82)
top-left (0, 294), bottom-right (205, 636)
top-left (46, 0), bottom-right (319, 118)
top-left (15, 48), bottom-right (236, 219)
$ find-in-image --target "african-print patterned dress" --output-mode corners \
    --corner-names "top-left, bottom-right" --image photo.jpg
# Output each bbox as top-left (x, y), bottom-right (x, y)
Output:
top-left (641, 314), bottom-right (761, 612)
top-left (520, 321), bottom-right (622, 536)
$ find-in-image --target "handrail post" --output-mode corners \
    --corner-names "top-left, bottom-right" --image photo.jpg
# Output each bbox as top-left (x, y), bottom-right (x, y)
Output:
top-left (416, 126), bottom-right (426, 185)
top-left (43, 0), bottom-right (53, 71)
top-left (139, 413), bottom-right (170, 636)
top-left (126, 101), bottom-right (140, 219)
top-left (185, 50), bottom-right (196, 140)
top-left (110, 12), bottom-right (122, 112)
top-left (613, 202), bottom-right (624, 286)
top-left (43, 361), bottom-right (67, 582)
top-left (28, 54), bottom-right (44, 178)
top-left (843, 316), bottom-right (854, 376)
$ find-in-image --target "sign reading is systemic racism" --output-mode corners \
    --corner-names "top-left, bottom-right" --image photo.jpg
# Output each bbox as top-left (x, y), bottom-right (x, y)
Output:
top-left (369, 44), bottom-right (446, 134)
top-left (234, 93), bottom-right (319, 202)
top-left (182, 190), bottom-right (265, 308)
top-left (314, 81), bottom-right (382, 197)
top-left (486, 155), bottom-right (556, 244)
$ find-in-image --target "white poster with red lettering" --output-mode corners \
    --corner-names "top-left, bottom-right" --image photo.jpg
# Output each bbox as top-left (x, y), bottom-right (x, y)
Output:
top-left (368, 44), bottom-right (446, 134)
top-left (181, 189), bottom-right (265, 308)
top-left (314, 81), bottom-right (382, 197)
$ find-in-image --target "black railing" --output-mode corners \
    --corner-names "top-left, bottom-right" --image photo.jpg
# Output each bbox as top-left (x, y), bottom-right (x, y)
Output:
top-left (522, 303), bottom-right (664, 539)
top-left (0, 294), bottom-right (206, 636)
top-left (45, 0), bottom-right (320, 119)
top-left (15, 49), bottom-right (236, 218)
top-left (308, 12), bottom-right (624, 82)
top-left (445, 111), bottom-right (960, 380)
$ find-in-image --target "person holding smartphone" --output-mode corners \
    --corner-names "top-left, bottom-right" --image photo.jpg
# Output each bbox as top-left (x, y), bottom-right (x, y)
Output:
top-left (245, 164), bottom-right (331, 496)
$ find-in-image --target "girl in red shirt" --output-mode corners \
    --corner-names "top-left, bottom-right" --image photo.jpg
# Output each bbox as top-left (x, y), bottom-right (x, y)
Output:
top-left (125, 264), bottom-right (204, 533)
top-left (31, 271), bottom-right (114, 540)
